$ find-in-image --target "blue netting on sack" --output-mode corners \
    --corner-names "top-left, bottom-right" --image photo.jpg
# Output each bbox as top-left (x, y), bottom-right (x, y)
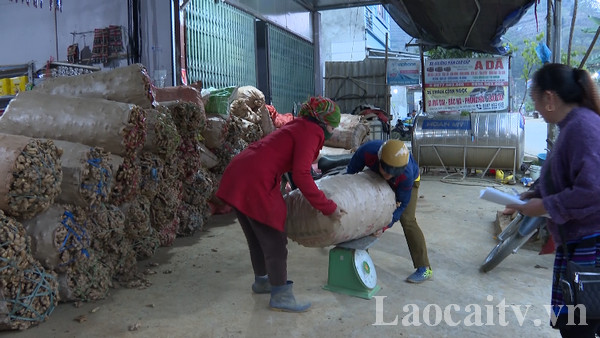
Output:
top-left (2, 264), bottom-right (58, 330)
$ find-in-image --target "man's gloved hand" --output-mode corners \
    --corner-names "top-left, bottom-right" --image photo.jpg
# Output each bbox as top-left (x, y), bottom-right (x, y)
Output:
top-left (372, 222), bottom-right (393, 237)
top-left (373, 220), bottom-right (395, 237)
top-left (328, 206), bottom-right (347, 222)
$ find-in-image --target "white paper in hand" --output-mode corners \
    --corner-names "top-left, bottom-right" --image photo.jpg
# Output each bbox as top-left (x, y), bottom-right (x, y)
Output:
top-left (479, 187), bottom-right (525, 206)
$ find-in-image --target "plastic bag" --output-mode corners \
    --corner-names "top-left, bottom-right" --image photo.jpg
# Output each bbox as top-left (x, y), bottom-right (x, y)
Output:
top-left (204, 86), bottom-right (236, 116)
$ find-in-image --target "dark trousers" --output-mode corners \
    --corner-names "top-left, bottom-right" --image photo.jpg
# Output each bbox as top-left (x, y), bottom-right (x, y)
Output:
top-left (555, 313), bottom-right (600, 337)
top-left (235, 209), bottom-right (288, 286)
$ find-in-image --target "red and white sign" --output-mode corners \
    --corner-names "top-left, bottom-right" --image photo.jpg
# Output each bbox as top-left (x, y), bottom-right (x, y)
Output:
top-left (424, 57), bottom-right (509, 113)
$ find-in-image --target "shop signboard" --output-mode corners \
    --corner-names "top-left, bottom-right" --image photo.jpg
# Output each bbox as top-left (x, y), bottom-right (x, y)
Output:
top-left (387, 59), bottom-right (420, 86)
top-left (424, 57), bottom-right (509, 113)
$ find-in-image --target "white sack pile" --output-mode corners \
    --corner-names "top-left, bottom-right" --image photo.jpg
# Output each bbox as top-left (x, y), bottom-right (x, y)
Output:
top-left (324, 114), bottom-right (370, 151)
top-left (285, 170), bottom-right (395, 247)
top-left (34, 63), bottom-right (156, 108)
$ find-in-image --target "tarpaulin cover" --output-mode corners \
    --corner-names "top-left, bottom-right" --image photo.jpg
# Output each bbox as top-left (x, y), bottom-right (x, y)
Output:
top-left (384, 0), bottom-right (536, 55)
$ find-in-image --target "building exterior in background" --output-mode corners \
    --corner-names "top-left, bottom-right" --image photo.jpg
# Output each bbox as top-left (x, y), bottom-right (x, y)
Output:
top-left (320, 5), bottom-right (421, 121)
top-left (320, 5), bottom-right (391, 62)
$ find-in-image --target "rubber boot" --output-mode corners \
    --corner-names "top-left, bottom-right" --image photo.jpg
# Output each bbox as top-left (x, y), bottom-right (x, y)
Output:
top-left (252, 275), bottom-right (271, 294)
top-left (269, 281), bottom-right (311, 312)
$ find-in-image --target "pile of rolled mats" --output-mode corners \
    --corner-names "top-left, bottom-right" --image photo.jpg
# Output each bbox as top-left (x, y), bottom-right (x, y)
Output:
top-left (0, 64), bottom-right (273, 330)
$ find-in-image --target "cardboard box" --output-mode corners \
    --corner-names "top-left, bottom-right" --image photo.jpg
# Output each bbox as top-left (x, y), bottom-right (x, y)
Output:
top-left (10, 76), bottom-right (28, 94)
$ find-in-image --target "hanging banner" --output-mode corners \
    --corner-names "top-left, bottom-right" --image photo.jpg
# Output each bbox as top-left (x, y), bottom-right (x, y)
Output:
top-left (424, 57), bottom-right (509, 113)
top-left (387, 59), bottom-right (420, 86)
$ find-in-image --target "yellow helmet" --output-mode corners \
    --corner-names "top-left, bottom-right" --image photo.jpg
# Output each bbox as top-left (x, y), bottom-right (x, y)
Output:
top-left (378, 140), bottom-right (410, 176)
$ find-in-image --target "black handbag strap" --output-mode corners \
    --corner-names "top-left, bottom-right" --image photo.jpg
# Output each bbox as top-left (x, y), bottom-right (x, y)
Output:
top-left (557, 226), bottom-right (570, 258)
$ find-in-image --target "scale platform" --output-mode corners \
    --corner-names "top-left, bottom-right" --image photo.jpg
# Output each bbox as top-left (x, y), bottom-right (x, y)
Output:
top-left (323, 235), bottom-right (381, 299)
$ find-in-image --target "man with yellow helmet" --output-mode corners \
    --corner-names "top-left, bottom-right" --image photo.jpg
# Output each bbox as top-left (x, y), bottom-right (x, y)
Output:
top-left (346, 139), bottom-right (432, 283)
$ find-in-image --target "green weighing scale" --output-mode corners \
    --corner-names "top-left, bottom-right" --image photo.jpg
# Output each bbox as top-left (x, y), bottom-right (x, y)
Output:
top-left (323, 235), bottom-right (381, 299)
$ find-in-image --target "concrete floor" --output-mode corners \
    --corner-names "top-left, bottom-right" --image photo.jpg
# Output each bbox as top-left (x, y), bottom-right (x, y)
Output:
top-left (3, 173), bottom-right (559, 338)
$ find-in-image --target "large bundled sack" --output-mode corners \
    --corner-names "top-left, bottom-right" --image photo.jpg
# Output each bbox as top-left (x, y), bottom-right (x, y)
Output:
top-left (23, 204), bottom-right (89, 272)
top-left (24, 205), bottom-right (112, 302)
top-left (87, 204), bottom-right (137, 283)
top-left (229, 85), bottom-right (265, 123)
top-left (53, 140), bottom-right (113, 208)
top-left (154, 82), bottom-right (203, 107)
top-left (285, 170), bottom-right (395, 247)
top-left (143, 108), bottom-right (181, 159)
top-left (1, 91), bottom-right (147, 159)
top-left (229, 86), bottom-right (275, 138)
top-left (0, 210), bottom-right (59, 330)
top-left (34, 63), bottom-right (156, 108)
top-left (201, 115), bottom-right (227, 150)
top-left (120, 195), bottom-right (159, 260)
top-left (23, 204), bottom-right (112, 302)
top-left (0, 263), bottom-right (59, 330)
top-left (109, 156), bottom-right (140, 206)
top-left (230, 86), bottom-right (265, 110)
top-left (138, 152), bottom-right (164, 200)
top-left (0, 134), bottom-right (63, 220)
top-left (56, 251), bottom-right (112, 302)
top-left (168, 102), bottom-right (206, 139)
top-left (324, 114), bottom-right (370, 151)
top-left (151, 181), bottom-right (182, 247)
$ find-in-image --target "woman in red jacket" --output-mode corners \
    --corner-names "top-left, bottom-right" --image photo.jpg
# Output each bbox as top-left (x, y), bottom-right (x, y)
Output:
top-left (216, 96), bottom-right (345, 312)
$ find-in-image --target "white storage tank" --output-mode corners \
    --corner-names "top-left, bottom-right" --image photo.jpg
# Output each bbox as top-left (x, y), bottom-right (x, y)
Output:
top-left (412, 112), bottom-right (524, 172)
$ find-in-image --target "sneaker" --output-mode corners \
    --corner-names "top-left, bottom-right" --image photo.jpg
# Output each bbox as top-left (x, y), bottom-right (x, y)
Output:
top-left (406, 267), bottom-right (433, 284)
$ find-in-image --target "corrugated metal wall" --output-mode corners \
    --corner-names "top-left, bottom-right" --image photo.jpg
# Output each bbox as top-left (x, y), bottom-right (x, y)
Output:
top-left (324, 59), bottom-right (389, 114)
top-left (267, 24), bottom-right (314, 113)
top-left (185, 0), bottom-right (256, 88)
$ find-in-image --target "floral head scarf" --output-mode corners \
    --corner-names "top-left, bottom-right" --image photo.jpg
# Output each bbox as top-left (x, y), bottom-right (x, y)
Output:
top-left (298, 96), bottom-right (341, 128)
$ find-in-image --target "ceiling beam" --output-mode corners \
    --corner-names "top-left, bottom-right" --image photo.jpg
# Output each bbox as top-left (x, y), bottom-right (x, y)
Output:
top-left (293, 0), bottom-right (384, 12)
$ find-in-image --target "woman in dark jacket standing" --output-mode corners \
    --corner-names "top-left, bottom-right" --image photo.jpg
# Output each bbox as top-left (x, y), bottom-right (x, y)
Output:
top-left (508, 63), bottom-right (600, 337)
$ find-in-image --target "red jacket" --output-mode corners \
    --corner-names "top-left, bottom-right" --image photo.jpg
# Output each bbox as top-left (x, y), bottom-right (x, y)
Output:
top-left (216, 117), bottom-right (337, 231)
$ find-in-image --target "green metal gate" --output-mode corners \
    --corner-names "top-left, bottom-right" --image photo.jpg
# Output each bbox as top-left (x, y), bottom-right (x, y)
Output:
top-left (185, 0), bottom-right (256, 88)
top-left (267, 25), bottom-right (314, 113)
top-left (184, 0), bottom-right (315, 113)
